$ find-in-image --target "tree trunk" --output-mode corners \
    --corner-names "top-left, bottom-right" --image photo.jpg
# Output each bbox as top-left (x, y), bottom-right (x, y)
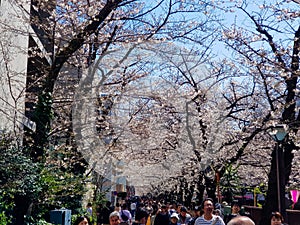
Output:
top-left (14, 195), bottom-right (31, 225)
top-left (259, 141), bottom-right (294, 225)
top-left (204, 175), bottom-right (217, 203)
top-left (18, 1), bottom-right (124, 222)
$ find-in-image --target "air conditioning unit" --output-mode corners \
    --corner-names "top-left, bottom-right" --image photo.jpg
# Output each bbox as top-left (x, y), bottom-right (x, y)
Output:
top-left (50, 209), bottom-right (71, 225)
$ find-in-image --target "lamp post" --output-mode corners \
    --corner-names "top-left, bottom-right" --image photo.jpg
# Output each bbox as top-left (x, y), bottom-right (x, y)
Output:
top-left (215, 171), bottom-right (221, 203)
top-left (269, 124), bottom-right (288, 216)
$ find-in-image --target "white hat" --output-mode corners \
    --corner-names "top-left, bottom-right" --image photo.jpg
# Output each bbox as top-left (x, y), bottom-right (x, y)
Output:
top-left (170, 213), bottom-right (179, 220)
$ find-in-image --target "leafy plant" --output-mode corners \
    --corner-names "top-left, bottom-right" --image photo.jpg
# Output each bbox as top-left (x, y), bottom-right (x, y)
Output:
top-left (220, 164), bottom-right (241, 203)
top-left (26, 144), bottom-right (89, 220)
top-left (0, 194), bottom-right (13, 225)
top-left (0, 133), bottom-right (43, 223)
top-left (25, 216), bottom-right (53, 225)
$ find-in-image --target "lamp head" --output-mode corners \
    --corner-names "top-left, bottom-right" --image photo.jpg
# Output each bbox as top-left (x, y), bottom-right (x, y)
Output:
top-left (269, 124), bottom-right (288, 141)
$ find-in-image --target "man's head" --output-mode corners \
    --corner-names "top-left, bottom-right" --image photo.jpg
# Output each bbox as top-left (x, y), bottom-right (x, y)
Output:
top-left (109, 211), bottom-right (120, 225)
top-left (201, 198), bottom-right (214, 215)
top-left (180, 206), bottom-right (188, 217)
top-left (176, 203), bottom-right (182, 213)
top-left (194, 206), bottom-right (202, 217)
top-left (213, 209), bottom-right (222, 217)
top-left (227, 216), bottom-right (255, 225)
top-left (160, 205), bottom-right (168, 214)
top-left (135, 210), bottom-right (149, 224)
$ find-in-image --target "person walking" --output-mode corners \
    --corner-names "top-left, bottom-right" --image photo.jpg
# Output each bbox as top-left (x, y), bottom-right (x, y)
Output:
top-left (154, 205), bottom-right (170, 225)
top-left (74, 215), bottom-right (91, 225)
top-left (178, 206), bottom-right (192, 225)
top-left (188, 206), bottom-right (202, 225)
top-left (86, 203), bottom-right (93, 223)
top-left (270, 211), bottom-right (286, 225)
top-left (109, 211), bottom-right (121, 225)
top-left (170, 213), bottom-right (181, 225)
top-left (131, 201), bottom-right (137, 218)
top-left (227, 216), bottom-right (255, 225)
top-left (132, 209), bottom-right (149, 225)
top-left (224, 201), bottom-right (242, 224)
top-left (195, 198), bottom-right (225, 225)
top-left (120, 204), bottom-right (132, 225)
top-left (86, 203), bottom-right (93, 217)
top-left (98, 202), bottom-right (113, 225)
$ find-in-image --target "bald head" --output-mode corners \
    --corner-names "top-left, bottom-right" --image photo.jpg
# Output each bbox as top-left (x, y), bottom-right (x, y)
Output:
top-left (227, 216), bottom-right (255, 225)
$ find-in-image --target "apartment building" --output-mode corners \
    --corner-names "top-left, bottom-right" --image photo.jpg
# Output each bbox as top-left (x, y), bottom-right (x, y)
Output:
top-left (0, 0), bottom-right (31, 132)
top-left (0, 0), bottom-right (56, 133)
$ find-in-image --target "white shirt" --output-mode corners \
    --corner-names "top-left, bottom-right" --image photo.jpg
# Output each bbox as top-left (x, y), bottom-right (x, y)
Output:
top-left (195, 215), bottom-right (225, 225)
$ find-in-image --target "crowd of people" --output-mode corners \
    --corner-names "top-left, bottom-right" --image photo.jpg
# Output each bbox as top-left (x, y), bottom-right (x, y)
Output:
top-left (74, 197), bottom-right (287, 225)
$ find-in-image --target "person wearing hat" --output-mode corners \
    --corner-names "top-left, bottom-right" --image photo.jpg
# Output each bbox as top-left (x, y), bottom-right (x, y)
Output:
top-left (178, 206), bottom-right (192, 225)
top-left (170, 213), bottom-right (180, 225)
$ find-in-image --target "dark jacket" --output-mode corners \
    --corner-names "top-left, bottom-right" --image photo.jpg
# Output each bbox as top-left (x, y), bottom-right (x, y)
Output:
top-left (154, 213), bottom-right (169, 225)
top-left (170, 222), bottom-right (181, 225)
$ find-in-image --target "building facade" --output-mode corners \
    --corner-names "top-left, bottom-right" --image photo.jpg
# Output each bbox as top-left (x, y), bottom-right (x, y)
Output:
top-left (0, 0), bottom-right (31, 132)
top-left (0, 0), bottom-right (56, 133)
top-left (0, 0), bottom-right (132, 207)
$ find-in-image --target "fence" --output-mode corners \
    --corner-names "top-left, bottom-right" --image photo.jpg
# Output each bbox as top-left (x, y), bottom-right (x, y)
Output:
top-left (244, 206), bottom-right (300, 225)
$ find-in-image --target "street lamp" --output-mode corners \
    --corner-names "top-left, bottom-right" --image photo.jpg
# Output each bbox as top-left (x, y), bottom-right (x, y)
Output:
top-left (269, 124), bottom-right (288, 142)
top-left (269, 124), bottom-right (288, 216)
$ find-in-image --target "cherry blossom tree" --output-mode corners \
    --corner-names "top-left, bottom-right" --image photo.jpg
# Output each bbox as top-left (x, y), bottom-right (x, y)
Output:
top-left (1, 0), bottom-right (222, 222)
top-left (217, 0), bottom-right (300, 224)
top-left (4, 1), bottom-right (300, 224)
